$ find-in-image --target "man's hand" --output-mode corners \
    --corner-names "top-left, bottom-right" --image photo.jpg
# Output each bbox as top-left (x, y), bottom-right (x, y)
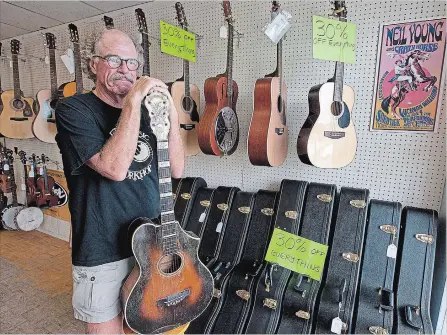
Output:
top-left (125, 76), bottom-right (168, 106)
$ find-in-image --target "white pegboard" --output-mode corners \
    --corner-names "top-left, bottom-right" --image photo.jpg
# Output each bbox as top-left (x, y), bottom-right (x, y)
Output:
top-left (0, 1), bottom-right (445, 240)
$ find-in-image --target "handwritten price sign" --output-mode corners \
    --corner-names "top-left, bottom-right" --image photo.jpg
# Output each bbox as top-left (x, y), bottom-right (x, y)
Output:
top-left (160, 20), bottom-right (196, 62)
top-left (265, 228), bottom-right (328, 281)
top-left (312, 16), bottom-right (356, 64)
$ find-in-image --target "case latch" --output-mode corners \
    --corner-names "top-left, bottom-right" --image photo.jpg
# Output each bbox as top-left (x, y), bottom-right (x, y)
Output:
top-left (295, 310), bottom-right (310, 319)
top-left (368, 326), bottom-right (389, 334)
top-left (236, 290), bottom-right (250, 301)
top-left (342, 252), bottom-right (359, 262)
top-left (405, 305), bottom-right (423, 333)
top-left (378, 287), bottom-right (394, 312)
top-left (263, 298), bottom-right (277, 310)
top-left (415, 234), bottom-right (434, 244)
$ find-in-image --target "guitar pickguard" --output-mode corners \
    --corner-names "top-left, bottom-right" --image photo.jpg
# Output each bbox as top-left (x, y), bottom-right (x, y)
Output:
top-left (338, 101), bottom-right (351, 129)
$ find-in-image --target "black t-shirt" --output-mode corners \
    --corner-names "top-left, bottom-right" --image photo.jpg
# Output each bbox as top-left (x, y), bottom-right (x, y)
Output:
top-left (55, 92), bottom-right (160, 266)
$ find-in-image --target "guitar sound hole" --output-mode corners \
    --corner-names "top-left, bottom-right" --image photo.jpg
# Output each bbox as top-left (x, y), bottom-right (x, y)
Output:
top-left (277, 95), bottom-right (287, 125)
top-left (182, 96), bottom-right (194, 113)
top-left (49, 99), bottom-right (58, 110)
top-left (13, 99), bottom-right (24, 110)
top-left (331, 101), bottom-right (343, 117)
top-left (159, 253), bottom-right (183, 275)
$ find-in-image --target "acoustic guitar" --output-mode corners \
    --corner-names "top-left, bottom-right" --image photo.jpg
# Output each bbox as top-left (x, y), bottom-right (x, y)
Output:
top-left (59, 24), bottom-right (86, 97)
top-left (169, 2), bottom-right (201, 157)
top-left (297, 1), bottom-right (357, 168)
top-left (248, 1), bottom-right (288, 167)
top-left (33, 32), bottom-right (58, 144)
top-left (198, 1), bottom-right (239, 156)
top-left (122, 92), bottom-right (214, 334)
top-left (0, 40), bottom-right (36, 139)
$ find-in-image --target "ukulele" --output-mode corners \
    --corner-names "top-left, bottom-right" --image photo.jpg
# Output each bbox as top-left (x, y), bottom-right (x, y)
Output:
top-left (135, 8), bottom-right (151, 77)
top-left (248, 1), bottom-right (288, 167)
top-left (59, 24), bottom-right (86, 97)
top-left (122, 92), bottom-right (214, 334)
top-left (198, 1), bottom-right (239, 156)
top-left (168, 2), bottom-right (201, 157)
top-left (297, 1), bottom-right (357, 168)
top-left (104, 16), bottom-right (114, 29)
top-left (0, 40), bottom-right (36, 139)
top-left (33, 32), bottom-right (58, 143)
top-left (36, 155), bottom-right (58, 209)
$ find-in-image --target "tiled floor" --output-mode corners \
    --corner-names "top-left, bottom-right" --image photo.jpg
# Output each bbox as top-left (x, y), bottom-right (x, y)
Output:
top-left (0, 230), bottom-right (85, 334)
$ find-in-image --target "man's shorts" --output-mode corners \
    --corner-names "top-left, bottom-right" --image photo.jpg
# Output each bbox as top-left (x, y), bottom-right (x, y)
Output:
top-left (72, 257), bottom-right (135, 323)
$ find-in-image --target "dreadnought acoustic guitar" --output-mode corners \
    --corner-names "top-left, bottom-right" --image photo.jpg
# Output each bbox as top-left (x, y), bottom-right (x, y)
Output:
top-left (248, 1), bottom-right (288, 167)
top-left (122, 92), bottom-right (214, 334)
top-left (33, 32), bottom-right (58, 144)
top-left (198, 1), bottom-right (239, 156)
top-left (0, 40), bottom-right (36, 139)
top-left (297, 1), bottom-right (356, 168)
top-left (169, 2), bottom-right (201, 157)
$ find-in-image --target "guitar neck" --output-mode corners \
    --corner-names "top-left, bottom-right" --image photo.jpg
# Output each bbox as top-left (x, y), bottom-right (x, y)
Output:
top-left (226, 21), bottom-right (234, 108)
top-left (43, 166), bottom-right (50, 193)
top-left (334, 14), bottom-right (346, 102)
top-left (49, 48), bottom-right (58, 100)
top-left (9, 165), bottom-right (18, 206)
top-left (73, 42), bottom-right (84, 94)
top-left (12, 54), bottom-right (21, 100)
top-left (142, 33), bottom-right (151, 76)
top-left (183, 58), bottom-right (190, 97)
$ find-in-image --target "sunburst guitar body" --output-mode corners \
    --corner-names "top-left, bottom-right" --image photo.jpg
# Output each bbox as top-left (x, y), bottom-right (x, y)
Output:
top-left (0, 90), bottom-right (35, 139)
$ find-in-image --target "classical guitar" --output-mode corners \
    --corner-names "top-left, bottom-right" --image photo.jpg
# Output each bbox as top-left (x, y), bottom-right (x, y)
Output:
top-left (168, 2), bottom-right (201, 157)
top-left (59, 24), bottom-right (86, 97)
top-left (297, 1), bottom-right (357, 168)
top-left (36, 154), bottom-right (58, 209)
top-left (104, 16), bottom-right (114, 29)
top-left (0, 40), bottom-right (36, 139)
top-left (248, 1), bottom-right (288, 167)
top-left (122, 92), bottom-right (214, 334)
top-left (33, 32), bottom-right (58, 144)
top-left (198, 1), bottom-right (239, 156)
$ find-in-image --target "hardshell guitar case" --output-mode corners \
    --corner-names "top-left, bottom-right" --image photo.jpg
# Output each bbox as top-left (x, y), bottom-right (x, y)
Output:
top-left (394, 207), bottom-right (438, 334)
top-left (173, 177), bottom-right (207, 226)
top-left (276, 182), bottom-right (336, 334)
top-left (353, 199), bottom-right (402, 335)
top-left (182, 187), bottom-right (215, 236)
top-left (314, 187), bottom-right (369, 334)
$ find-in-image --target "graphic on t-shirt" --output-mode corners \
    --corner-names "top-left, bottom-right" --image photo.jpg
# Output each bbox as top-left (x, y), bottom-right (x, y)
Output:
top-left (110, 128), bottom-right (154, 181)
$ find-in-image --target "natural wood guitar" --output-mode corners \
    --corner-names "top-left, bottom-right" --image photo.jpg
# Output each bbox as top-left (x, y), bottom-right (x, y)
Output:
top-left (297, 1), bottom-right (357, 168)
top-left (198, 1), bottom-right (239, 156)
top-left (122, 92), bottom-right (213, 334)
top-left (248, 1), bottom-right (288, 167)
top-left (33, 33), bottom-right (58, 143)
top-left (0, 40), bottom-right (35, 139)
top-left (169, 2), bottom-right (201, 157)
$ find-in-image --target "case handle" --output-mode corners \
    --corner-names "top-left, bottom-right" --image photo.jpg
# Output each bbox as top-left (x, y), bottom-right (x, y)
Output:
top-left (405, 305), bottom-right (423, 332)
top-left (378, 287), bottom-right (394, 312)
top-left (293, 274), bottom-right (311, 297)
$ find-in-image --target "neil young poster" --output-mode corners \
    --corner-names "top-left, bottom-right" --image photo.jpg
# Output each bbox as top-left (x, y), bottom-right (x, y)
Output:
top-left (371, 18), bottom-right (446, 132)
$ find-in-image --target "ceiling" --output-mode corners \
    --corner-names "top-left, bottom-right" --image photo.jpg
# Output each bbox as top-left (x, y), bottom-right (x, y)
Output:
top-left (0, 1), bottom-right (149, 40)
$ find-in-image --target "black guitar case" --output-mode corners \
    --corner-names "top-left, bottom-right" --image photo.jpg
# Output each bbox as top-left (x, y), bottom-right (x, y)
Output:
top-left (183, 187), bottom-right (215, 236)
top-left (353, 199), bottom-right (402, 334)
top-left (172, 177), bottom-right (181, 196)
top-left (276, 182), bottom-right (336, 334)
top-left (187, 191), bottom-right (256, 334)
top-left (172, 177), bottom-right (207, 227)
top-left (243, 180), bottom-right (309, 334)
top-left (198, 186), bottom-right (239, 265)
top-left (394, 207), bottom-right (438, 334)
top-left (314, 187), bottom-right (369, 334)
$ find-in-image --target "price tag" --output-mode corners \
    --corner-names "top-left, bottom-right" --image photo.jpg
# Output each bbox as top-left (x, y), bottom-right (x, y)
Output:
top-left (199, 212), bottom-right (206, 223)
top-left (264, 228), bottom-right (328, 281)
top-left (264, 10), bottom-right (292, 44)
top-left (216, 221), bottom-right (223, 233)
top-left (312, 15), bottom-right (356, 64)
top-left (387, 243), bottom-right (397, 258)
top-left (160, 20), bottom-right (196, 62)
top-left (331, 317), bottom-right (343, 334)
top-left (44, 55), bottom-right (50, 65)
top-left (220, 25), bottom-right (228, 39)
top-left (61, 49), bottom-right (74, 74)
top-left (3, 164), bottom-right (9, 171)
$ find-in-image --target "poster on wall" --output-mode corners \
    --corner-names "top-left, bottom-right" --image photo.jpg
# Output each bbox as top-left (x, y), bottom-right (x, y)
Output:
top-left (42, 169), bottom-right (71, 222)
top-left (371, 17), bottom-right (446, 132)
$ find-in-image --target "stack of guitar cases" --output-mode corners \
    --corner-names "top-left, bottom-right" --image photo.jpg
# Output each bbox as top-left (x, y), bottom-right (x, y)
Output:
top-left (172, 178), bottom-right (439, 334)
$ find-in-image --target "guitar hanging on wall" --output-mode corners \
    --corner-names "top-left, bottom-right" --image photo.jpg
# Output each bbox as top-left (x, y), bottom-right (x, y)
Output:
top-left (0, 39), bottom-right (36, 139)
top-left (122, 92), bottom-right (214, 334)
top-left (297, 1), bottom-right (357, 168)
top-left (169, 2), bottom-right (201, 157)
top-left (33, 32), bottom-right (58, 144)
top-left (198, 1), bottom-right (239, 156)
top-left (248, 0), bottom-right (288, 167)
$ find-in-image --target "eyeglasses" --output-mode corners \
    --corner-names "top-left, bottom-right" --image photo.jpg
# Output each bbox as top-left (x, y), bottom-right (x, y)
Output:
top-left (93, 55), bottom-right (140, 71)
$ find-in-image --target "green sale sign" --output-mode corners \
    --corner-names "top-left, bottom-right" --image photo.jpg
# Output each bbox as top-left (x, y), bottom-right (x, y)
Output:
top-left (264, 228), bottom-right (328, 281)
top-left (160, 20), bottom-right (196, 62)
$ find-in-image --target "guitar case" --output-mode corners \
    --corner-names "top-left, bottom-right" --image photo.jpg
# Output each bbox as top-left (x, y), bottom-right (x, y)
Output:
top-left (314, 187), bottom-right (369, 334)
top-left (198, 186), bottom-right (239, 265)
top-left (353, 199), bottom-right (402, 334)
top-left (187, 191), bottom-right (256, 334)
top-left (243, 180), bottom-right (308, 334)
top-left (172, 177), bottom-right (181, 196)
top-left (173, 177), bottom-right (207, 227)
top-left (394, 207), bottom-right (438, 334)
top-left (183, 187), bottom-right (215, 236)
top-left (276, 182), bottom-right (337, 334)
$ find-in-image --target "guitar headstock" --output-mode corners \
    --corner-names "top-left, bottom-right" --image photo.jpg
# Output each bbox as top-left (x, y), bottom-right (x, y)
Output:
top-left (135, 8), bottom-right (148, 33)
top-left (175, 2), bottom-right (188, 28)
top-left (104, 16), bottom-right (114, 29)
top-left (41, 154), bottom-right (48, 165)
top-left (144, 93), bottom-right (170, 141)
top-left (18, 151), bottom-right (27, 165)
top-left (68, 24), bottom-right (79, 43)
top-left (222, 1), bottom-right (233, 23)
top-left (45, 33), bottom-right (56, 50)
top-left (272, 1), bottom-right (281, 13)
top-left (332, 1), bottom-right (347, 19)
top-left (10, 39), bottom-right (20, 55)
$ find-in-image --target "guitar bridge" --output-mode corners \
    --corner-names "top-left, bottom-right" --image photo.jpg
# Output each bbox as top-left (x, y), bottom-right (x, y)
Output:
top-left (180, 124), bottom-right (195, 130)
top-left (324, 131), bottom-right (345, 139)
top-left (47, 119), bottom-right (56, 123)
top-left (157, 288), bottom-right (191, 307)
top-left (10, 117), bottom-right (29, 121)
top-left (275, 128), bottom-right (285, 135)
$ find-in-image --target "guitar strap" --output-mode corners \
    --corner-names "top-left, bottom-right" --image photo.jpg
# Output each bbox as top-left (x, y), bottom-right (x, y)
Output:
top-left (172, 177), bottom-right (206, 227)
top-left (182, 187), bottom-right (214, 237)
top-left (353, 200), bottom-right (402, 334)
top-left (276, 182), bottom-right (336, 334)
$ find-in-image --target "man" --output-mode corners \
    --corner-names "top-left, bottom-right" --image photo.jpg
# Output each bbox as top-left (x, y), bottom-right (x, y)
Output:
top-left (55, 28), bottom-right (184, 334)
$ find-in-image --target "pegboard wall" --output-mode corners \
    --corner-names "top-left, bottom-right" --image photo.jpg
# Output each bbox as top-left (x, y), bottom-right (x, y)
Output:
top-left (0, 0), bottom-right (446, 241)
